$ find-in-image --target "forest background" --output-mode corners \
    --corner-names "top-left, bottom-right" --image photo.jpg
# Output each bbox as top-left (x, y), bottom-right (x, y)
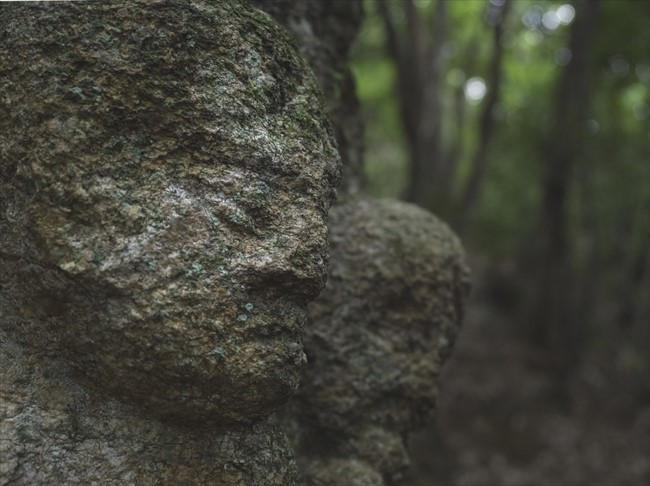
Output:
top-left (350, 0), bottom-right (649, 484)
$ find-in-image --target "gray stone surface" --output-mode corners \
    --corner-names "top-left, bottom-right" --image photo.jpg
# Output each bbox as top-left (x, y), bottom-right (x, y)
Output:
top-left (213, 2), bottom-right (470, 484)
top-left (0, 1), bottom-right (340, 484)
top-left (0, 1), bottom-right (469, 485)
top-left (0, 0), bottom-right (339, 425)
top-left (289, 198), bottom-right (470, 485)
top-left (252, 0), bottom-right (365, 195)
top-left (0, 331), bottom-right (297, 485)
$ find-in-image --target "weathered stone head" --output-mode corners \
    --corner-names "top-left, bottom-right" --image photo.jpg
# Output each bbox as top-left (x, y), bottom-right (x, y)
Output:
top-left (291, 198), bottom-right (470, 484)
top-left (0, 0), bottom-right (340, 425)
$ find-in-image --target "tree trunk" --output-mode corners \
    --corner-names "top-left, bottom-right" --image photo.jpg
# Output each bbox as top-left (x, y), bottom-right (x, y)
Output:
top-left (529, 0), bottom-right (600, 380)
top-left (457, 0), bottom-right (511, 233)
top-left (440, 37), bottom-right (479, 213)
top-left (378, 0), bottom-right (447, 210)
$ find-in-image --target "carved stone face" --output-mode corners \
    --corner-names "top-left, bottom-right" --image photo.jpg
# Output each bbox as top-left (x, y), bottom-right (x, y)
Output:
top-left (298, 199), bottom-right (468, 433)
top-left (0, 1), bottom-right (339, 424)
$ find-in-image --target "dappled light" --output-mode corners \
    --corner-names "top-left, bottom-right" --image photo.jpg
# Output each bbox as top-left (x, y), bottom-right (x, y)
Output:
top-left (465, 77), bottom-right (488, 102)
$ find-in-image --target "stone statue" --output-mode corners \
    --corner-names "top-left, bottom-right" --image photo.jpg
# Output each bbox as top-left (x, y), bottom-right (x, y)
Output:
top-left (254, 2), bottom-right (470, 484)
top-left (1, 1), bottom-right (469, 485)
top-left (1, 1), bottom-right (338, 483)
top-left (289, 199), bottom-right (469, 485)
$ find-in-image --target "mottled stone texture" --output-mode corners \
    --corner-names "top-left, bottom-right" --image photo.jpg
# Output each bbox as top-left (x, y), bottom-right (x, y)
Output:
top-left (0, 0), bottom-right (340, 483)
top-left (0, 0), bottom-right (339, 423)
top-left (1, 1), bottom-right (469, 485)
top-left (252, 2), bottom-right (470, 484)
top-left (252, 0), bottom-right (365, 195)
top-left (0, 331), bottom-right (297, 485)
top-left (290, 199), bottom-right (470, 485)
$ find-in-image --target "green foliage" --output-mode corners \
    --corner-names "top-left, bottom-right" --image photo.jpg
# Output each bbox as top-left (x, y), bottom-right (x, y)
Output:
top-left (352, 0), bottom-right (650, 358)
top-left (353, 0), bottom-right (649, 258)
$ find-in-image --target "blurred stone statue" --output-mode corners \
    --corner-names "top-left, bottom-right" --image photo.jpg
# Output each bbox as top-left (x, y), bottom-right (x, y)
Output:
top-left (0, 1), bottom-right (468, 485)
top-left (255, 2), bottom-right (470, 483)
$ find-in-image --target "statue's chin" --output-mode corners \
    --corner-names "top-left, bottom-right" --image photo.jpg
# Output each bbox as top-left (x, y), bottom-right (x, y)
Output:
top-left (63, 304), bottom-right (307, 426)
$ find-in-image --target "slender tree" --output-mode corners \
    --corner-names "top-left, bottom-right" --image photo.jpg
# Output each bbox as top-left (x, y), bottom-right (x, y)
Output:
top-left (530, 0), bottom-right (601, 379)
top-left (439, 37), bottom-right (478, 210)
top-left (457, 0), bottom-right (512, 233)
top-left (377, 0), bottom-right (447, 209)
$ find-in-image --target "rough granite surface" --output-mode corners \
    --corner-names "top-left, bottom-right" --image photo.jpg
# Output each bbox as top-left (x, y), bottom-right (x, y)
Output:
top-left (0, 0), bottom-right (339, 425)
top-left (0, 0), bottom-right (340, 484)
top-left (0, 1), bottom-right (470, 485)
top-left (251, 0), bottom-right (365, 195)
top-left (0, 330), bottom-right (297, 485)
top-left (289, 198), bottom-right (470, 485)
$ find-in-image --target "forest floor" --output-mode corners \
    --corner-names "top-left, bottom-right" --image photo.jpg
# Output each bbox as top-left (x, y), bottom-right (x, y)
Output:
top-left (409, 270), bottom-right (650, 486)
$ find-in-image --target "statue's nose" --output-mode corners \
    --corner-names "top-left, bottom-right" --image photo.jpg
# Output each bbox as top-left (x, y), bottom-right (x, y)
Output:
top-left (235, 230), bottom-right (328, 301)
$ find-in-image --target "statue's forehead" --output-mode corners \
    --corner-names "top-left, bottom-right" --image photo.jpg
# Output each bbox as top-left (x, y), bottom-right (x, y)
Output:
top-left (4, 0), bottom-right (340, 195)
